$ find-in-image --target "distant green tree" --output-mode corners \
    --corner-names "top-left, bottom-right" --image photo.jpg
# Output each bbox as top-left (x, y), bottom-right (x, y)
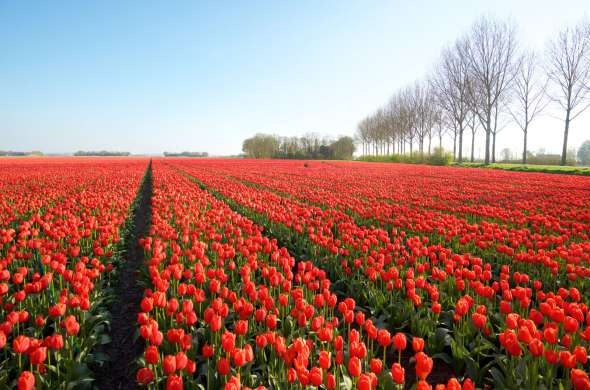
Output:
top-left (578, 140), bottom-right (590, 165)
top-left (74, 150), bottom-right (130, 156)
top-left (329, 136), bottom-right (356, 160)
top-left (242, 134), bottom-right (279, 158)
top-left (319, 144), bottom-right (332, 159)
top-left (242, 134), bottom-right (355, 160)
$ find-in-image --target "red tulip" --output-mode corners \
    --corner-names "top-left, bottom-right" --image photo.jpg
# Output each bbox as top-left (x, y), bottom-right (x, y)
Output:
top-left (417, 380), bottom-right (432, 390)
top-left (29, 346), bottom-right (47, 365)
top-left (166, 374), bottom-right (183, 390)
top-left (348, 356), bottom-right (362, 377)
top-left (202, 344), bottom-right (214, 358)
top-left (412, 337), bottom-right (425, 352)
top-left (571, 369), bottom-right (589, 390)
top-left (370, 358), bottom-right (382, 374)
top-left (377, 329), bottom-right (391, 347)
top-left (63, 315), bottom-right (80, 336)
top-left (222, 331), bottom-right (236, 353)
top-left (163, 354), bottom-right (176, 374)
top-left (17, 371), bottom-right (35, 390)
top-left (391, 362), bottom-right (405, 385)
top-left (528, 338), bottom-right (544, 357)
top-left (319, 350), bottom-right (331, 369)
top-left (574, 346), bottom-right (588, 365)
top-left (175, 351), bottom-right (188, 370)
top-left (415, 352), bottom-right (433, 380)
top-left (544, 327), bottom-right (558, 345)
top-left (447, 378), bottom-right (461, 390)
top-left (217, 357), bottom-right (231, 376)
top-left (393, 333), bottom-right (407, 351)
top-left (13, 335), bottom-right (30, 354)
top-left (358, 373), bottom-right (376, 390)
top-left (326, 373), bottom-right (336, 389)
top-left (136, 367), bottom-right (154, 384)
top-left (310, 367), bottom-right (323, 386)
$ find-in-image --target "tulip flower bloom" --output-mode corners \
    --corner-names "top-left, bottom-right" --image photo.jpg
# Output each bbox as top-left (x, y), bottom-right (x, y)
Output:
top-left (17, 371), bottom-right (35, 390)
top-left (136, 367), bottom-right (154, 384)
top-left (391, 362), bottom-right (405, 385)
top-left (415, 352), bottom-right (433, 381)
top-left (348, 356), bottom-right (362, 377)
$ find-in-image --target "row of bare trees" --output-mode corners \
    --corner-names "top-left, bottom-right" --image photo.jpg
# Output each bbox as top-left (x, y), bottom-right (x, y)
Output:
top-left (357, 16), bottom-right (590, 165)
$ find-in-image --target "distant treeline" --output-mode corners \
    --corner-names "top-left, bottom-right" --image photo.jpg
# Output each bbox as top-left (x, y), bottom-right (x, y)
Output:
top-left (498, 151), bottom-right (577, 166)
top-left (163, 152), bottom-right (209, 157)
top-left (0, 150), bottom-right (43, 156)
top-left (74, 151), bottom-right (130, 156)
top-left (242, 133), bottom-right (355, 160)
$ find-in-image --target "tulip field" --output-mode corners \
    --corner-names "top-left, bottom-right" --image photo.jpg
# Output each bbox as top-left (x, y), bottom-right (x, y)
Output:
top-left (1, 158), bottom-right (589, 390)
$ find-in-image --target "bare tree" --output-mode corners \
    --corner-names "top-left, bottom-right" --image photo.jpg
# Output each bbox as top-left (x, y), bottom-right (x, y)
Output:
top-left (399, 87), bottom-right (417, 154)
top-left (463, 16), bottom-right (518, 164)
top-left (490, 100), bottom-right (512, 162)
top-left (545, 18), bottom-right (590, 165)
top-left (355, 117), bottom-right (371, 156)
top-left (424, 90), bottom-right (437, 155)
top-left (432, 109), bottom-right (446, 149)
top-left (466, 111), bottom-right (479, 162)
top-left (412, 81), bottom-right (433, 155)
top-left (508, 51), bottom-right (548, 163)
top-left (431, 40), bottom-right (471, 162)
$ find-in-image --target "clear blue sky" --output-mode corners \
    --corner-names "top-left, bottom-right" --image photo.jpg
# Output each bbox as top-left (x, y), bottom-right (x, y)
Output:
top-left (1, 0), bottom-right (589, 156)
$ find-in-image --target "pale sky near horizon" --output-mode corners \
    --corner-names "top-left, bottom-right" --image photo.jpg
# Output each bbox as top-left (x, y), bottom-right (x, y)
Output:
top-left (1, 1), bottom-right (589, 156)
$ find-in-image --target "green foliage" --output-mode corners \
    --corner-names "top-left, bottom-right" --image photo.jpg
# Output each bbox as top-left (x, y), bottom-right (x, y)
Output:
top-left (427, 147), bottom-right (454, 165)
top-left (454, 162), bottom-right (590, 176)
top-left (0, 150), bottom-right (43, 156)
top-left (74, 151), bottom-right (130, 156)
top-left (242, 133), bottom-right (356, 160)
top-left (242, 134), bottom-right (279, 159)
top-left (357, 147), bottom-right (453, 166)
top-left (163, 151), bottom-right (208, 157)
top-left (329, 136), bottom-right (355, 160)
top-left (500, 152), bottom-right (577, 166)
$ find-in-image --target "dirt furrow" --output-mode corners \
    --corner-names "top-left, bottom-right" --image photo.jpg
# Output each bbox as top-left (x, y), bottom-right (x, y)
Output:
top-left (96, 161), bottom-right (152, 390)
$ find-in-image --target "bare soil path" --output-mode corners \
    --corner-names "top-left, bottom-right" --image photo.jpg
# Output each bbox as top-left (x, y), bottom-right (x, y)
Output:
top-left (96, 162), bottom-right (152, 390)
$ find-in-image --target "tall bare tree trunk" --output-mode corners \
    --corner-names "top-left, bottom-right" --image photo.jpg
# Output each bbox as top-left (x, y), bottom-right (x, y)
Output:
top-left (562, 108), bottom-right (571, 165)
top-left (492, 131), bottom-right (497, 163)
top-left (485, 118), bottom-right (491, 164)
top-left (522, 128), bottom-right (528, 164)
top-left (458, 126), bottom-right (464, 162)
top-left (470, 131), bottom-right (475, 162)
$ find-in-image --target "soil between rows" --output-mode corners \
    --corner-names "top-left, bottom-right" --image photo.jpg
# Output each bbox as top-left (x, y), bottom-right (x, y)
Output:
top-left (96, 162), bottom-right (152, 390)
